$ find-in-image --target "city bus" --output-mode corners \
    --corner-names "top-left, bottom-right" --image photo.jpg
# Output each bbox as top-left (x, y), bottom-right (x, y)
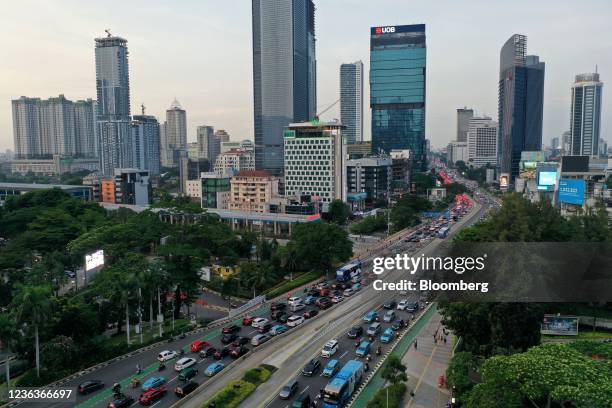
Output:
top-left (322, 360), bottom-right (364, 408)
top-left (336, 261), bottom-right (362, 283)
top-left (437, 226), bottom-right (450, 239)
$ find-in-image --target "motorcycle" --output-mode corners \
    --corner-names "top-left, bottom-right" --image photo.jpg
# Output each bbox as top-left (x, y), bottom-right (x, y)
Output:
top-left (158, 362), bottom-right (166, 371)
top-left (376, 346), bottom-right (381, 356)
top-left (130, 378), bottom-right (140, 388)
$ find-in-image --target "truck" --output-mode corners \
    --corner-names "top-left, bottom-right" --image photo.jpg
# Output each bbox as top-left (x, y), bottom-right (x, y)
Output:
top-left (336, 261), bottom-right (362, 283)
top-left (322, 360), bottom-right (364, 408)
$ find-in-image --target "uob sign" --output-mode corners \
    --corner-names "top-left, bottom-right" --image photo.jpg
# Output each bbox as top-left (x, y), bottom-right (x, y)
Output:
top-left (375, 26), bottom-right (396, 34)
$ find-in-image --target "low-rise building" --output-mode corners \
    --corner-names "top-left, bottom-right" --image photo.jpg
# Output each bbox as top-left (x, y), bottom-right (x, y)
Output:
top-left (228, 170), bottom-right (279, 213)
top-left (346, 156), bottom-right (392, 208)
top-left (9, 155), bottom-right (99, 176)
top-left (201, 172), bottom-right (230, 209)
top-left (0, 182), bottom-right (93, 203)
top-left (114, 168), bottom-right (151, 205)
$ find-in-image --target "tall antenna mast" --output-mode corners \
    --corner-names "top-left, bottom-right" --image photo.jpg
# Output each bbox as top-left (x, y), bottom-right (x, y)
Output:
top-left (141, 103), bottom-right (146, 115)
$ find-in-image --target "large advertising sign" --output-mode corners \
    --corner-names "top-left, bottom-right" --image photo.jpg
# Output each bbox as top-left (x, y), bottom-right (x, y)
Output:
top-left (558, 179), bottom-right (586, 205)
top-left (370, 24), bottom-right (425, 35)
top-left (537, 170), bottom-right (557, 190)
top-left (499, 173), bottom-right (509, 189)
top-left (85, 249), bottom-right (104, 272)
top-left (541, 315), bottom-right (579, 336)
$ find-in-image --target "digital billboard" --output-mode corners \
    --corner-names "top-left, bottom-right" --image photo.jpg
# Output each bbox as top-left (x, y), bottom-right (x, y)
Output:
top-left (85, 249), bottom-right (105, 272)
top-left (540, 315), bottom-right (579, 336)
top-left (537, 171), bottom-right (557, 190)
top-left (558, 179), bottom-right (586, 205)
top-left (499, 173), bottom-right (509, 189)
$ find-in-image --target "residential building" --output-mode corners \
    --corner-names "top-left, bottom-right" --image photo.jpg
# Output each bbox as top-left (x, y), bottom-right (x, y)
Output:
top-left (347, 141), bottom-right (372, 159)
top-left (370, 24), bottom-right (427, 171)
top-left (9, 155), bottom-right (99, 176)
top-left (570, 73), bottom-right (603, 157)
top-left (185, 179), bottom-right (202, 202)
top-left (447, 141), bottom-right (468, 164)
top-left (456, 108), bottom-right (474, 143)
top-left (100, 179), bottom-right (116, 203)
top-left (340, 61), bottom-right (364, 144)
top-left (214, 129), bottom-right (230, 144)
top-left (131, 114), bottom-right (161, 175)
top-left (163, 99), bottom-right (187, 167)
top-left (113, 168), bottom-right (151, 205)
top-left (95, 32), bottom-right (132, 176)
top-left (283, 121), bottom-right (346, 210)
top-left (214, 148), bottom-right (256, 175)
top-left (252, 0), bottom-right (317, 175)
top-left (346, 156), bottom-right (392, 207)
top-left (467, 116), bottom-right (498, 168)
top-left (12, 95), bottom-right (96, 159)
top-left (497, 34), bottom-right (545, 180)
top-left (390, 149), bottom-right (411, 199)
top-left (228, 170), bottom-right (280, 213)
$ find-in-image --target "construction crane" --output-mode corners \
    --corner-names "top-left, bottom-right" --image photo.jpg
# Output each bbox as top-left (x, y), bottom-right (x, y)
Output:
top-left (104, 29), bottom-right (112, 38)
top-left (314, 98), bottom-right (340, 121)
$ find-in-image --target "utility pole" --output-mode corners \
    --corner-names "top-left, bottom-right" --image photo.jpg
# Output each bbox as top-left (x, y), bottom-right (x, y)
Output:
top-left (138, 288), bottom-right (143, 344)
top-left (157, 287), bottom-right (163, 337)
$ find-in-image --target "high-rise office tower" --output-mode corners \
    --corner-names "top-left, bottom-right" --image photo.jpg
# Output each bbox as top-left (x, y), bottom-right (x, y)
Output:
top-left (12, 95), bottom-right (96, 159)
top-left (197, 125), bottom-right (219, 163)
top-left (570, 72), bottom-right (603, 156)
top-left (95, 32), bottom-right (133, 175)
top-left (370, 24), bottom-right (427, 171)
top-left (163, 99), bottom-right (187, 167)
top-left (132, 114), bottom-right (161, 175)
top-left (551, 137), bottom-right (560, 150)
top-left (456, 107), bottom-right (474, 142)
top-left (467, 116), bottom-right (498, 168)
top-left (340, 61), bottom-right (364, 144)
top-left (252, 0), bottom-right (317, 175)
top-left (497, 34), bottom-right (545, 180)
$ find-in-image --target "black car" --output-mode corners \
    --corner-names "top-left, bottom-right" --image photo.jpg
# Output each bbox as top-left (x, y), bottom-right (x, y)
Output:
top-left (391, 320), bottom-right (405, 331)
top-left (303, 309), bottom-right (319, 319)
top-left (222, 325), bottom-right (240, 334)
top-left (258, 323), bottom-right (272, 333)
top-left (317, 298), bottom-right (332, 310)
top-left (271, 310), bottom-right (285, 320)
top-left (347, 325), bottom-right (363, 338)
top-left (200, 346), bottom-right (217, 358)
top-left (278, 314), bottom-right (288, 323)
top-left (107, 393), bottom-right (134, 408)
top-left (213, 346), bottom-right (231, 360)
top-left (383, 301), bottom-right (397, 309)
top-left (232, 336), bottom-right (250, 347)
top-left (221, 332), bottom-right (238, 344)
top-left (174, 381), bottom-right (198, 398)
top-left (302, 358), bottom-right (321, 376)
top-left (270, 302), bottom-right (287, 311)
top-left (230, 345), bottom-right (249, 358)
top-left (78, 380), bottom-right (104, 395)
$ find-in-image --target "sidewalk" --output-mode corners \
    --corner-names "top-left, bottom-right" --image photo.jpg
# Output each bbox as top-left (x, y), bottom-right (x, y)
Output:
top-left (403, 312), bottom-right (455, 408)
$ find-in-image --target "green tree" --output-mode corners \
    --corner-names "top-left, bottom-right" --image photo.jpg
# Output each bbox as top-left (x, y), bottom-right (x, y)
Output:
top-left (328, 199), bottom-right (350, 225)
top-left (291, 222), bottom-right (353, 275)
top-left (380, 355), bottom-right (408, 385)
top-left (11, 284), bottom-right (52, 377)
top-left (349, 215), bottom-right (387, 235)
top-left (0, 313), bottom-right (16, 392)
top-left (446, 352), bottom-right (479, 402)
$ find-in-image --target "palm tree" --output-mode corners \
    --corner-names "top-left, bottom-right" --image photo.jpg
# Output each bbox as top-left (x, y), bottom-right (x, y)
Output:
top-left (245, 264), bottom-right (274, 297)
top-left (0, 314), bottom-right (16, 396)
top-left (11, 284), bottom-right (52, 377)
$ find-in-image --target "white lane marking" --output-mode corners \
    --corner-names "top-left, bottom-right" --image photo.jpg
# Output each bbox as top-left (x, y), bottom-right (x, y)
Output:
top-left (339, 350), bottom-right (348, 359)
top-left (151, 400), bottom-right (162, 407)
top-left (299, 385), bottom-right (310, 395)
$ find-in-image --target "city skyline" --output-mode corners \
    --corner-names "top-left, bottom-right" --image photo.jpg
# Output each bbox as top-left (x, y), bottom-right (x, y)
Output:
top-left (1, 0), bottom-right (611, 152)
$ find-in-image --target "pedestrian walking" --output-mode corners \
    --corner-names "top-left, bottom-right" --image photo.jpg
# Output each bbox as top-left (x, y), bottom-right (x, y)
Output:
top-left (443, 336), bottom-right (447, 344)
top-left (433, 334), bottom-right (437, 344)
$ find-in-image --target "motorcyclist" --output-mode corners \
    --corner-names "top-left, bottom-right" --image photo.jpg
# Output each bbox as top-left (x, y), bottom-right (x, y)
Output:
top-left (364, 362), bottom-right (370, 372)
top-left (376, 346), bottom-right (381, 356)
top-left (112, 382), bottom-right (121, 395)
top-left (135, 363), bottom-right (141, 375)
top-left (158, 361), bottom-right (166, 371)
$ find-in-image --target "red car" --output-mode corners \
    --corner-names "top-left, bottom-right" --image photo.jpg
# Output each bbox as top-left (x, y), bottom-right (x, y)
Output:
top-left (242, 316), bottom-right (254, 326)
top-left (190, 340), bottom-right (210, 353)
top-left (138, 387), bottom-right (167, 405)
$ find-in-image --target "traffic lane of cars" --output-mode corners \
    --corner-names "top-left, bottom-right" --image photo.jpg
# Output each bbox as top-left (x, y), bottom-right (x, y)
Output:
top-left (268, 293), bottom-right (424, 408)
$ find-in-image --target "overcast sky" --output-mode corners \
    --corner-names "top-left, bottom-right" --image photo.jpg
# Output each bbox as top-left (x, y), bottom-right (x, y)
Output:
top-left (1, 0), bottom-right (610, 151)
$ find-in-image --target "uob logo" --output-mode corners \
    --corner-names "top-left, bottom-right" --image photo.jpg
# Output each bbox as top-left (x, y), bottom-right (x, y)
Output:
top-left (375, 26), bottom-right (396, 34)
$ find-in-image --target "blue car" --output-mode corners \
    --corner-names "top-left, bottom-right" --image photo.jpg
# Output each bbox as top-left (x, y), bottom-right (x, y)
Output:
top-left (304, 295), bottom-right (317, 305)
top-left (141, 376), bottom-right (166, 391)
top-left (270, 324), bottom-right (288, 336)
top-left (356, 341), bottom-right (371, 358)
top-left (205, 362), bottom-right (225, 377)
top-left (322, 359), bottom-right (339, 377)
top-left (380, 328), bottom-right (395, 343)
top-left (363, 311), bottom-right (377, 323)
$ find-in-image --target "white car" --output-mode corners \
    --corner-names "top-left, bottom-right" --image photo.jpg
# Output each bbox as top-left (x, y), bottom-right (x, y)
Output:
top-left (174, 357), bottom-right (197, 371)
top-left (251, 317), bottom-right (269, 328)
top-left (321, 340), bottom-right (339, 358)
top-left (343, 288), bottom-right (354, 297)
top-left (397, 299), bottom-right (409, 310)
top-left (287, 296), bottom-right (301, 306)
top-left (286, 315), bottom-right (305, 327)
top-left (157, 350), bottom-right (177, 362)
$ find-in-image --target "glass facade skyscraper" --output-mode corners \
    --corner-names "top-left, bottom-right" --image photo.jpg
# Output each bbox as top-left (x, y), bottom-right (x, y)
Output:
top-left (497, 34), bottom-right (545, 180)
top-left (340, 61), bottom-right (364, 144)
top-left (252, 0), bottom-right (316, 176)
top-left (370, 24), bottom-right (426, 171)
top-left (570, 73), bottom-right (603, 156)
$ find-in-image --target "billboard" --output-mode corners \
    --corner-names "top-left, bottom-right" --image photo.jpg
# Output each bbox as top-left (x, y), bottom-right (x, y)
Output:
top-left (558, 179), bottom-right (586, 205)
top-left (499, 173), bottom-right (509, 189)
top-left (537, 171), bottom-right (557, 190)
top-left (85, 249), bottom-right (104, 272)
top-left (540, 315), bottom-right (579, 336)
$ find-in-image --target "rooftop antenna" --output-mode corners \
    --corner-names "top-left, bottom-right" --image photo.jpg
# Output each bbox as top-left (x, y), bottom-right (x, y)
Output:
top-left (104, 29), bottom-right (112, 38)
top-left (595, 64), bottom-right (598, 74)
top-left (141, 103), bottom-right (145, 115)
